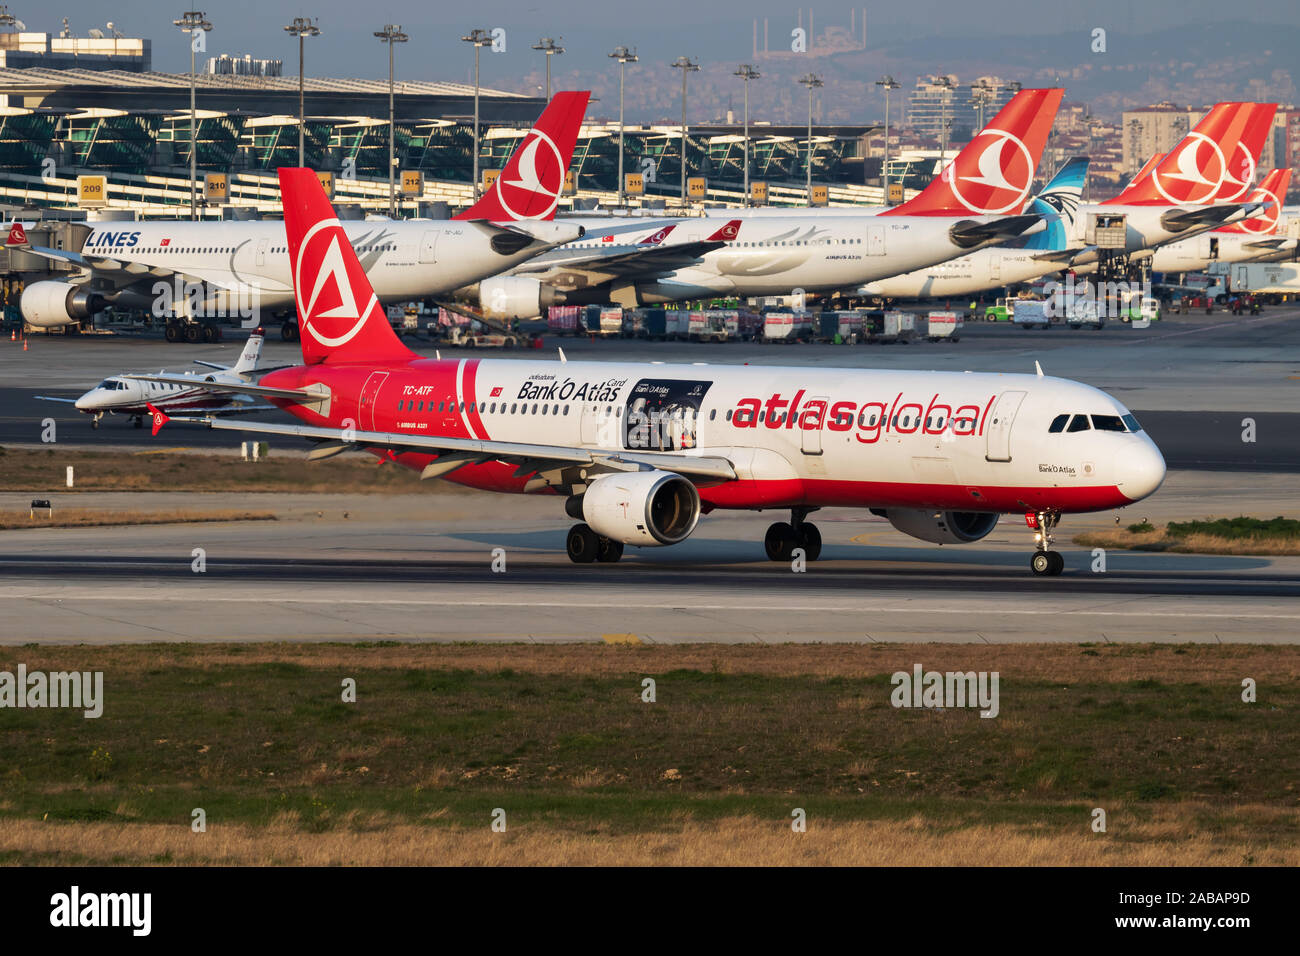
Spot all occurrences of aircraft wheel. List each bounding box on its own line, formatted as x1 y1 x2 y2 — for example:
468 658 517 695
566 523 600 563
764 521 797 562
1031 551 1052 576
596 537 624 563
202 324 217 343
797 523 822 562
164 323 181 343
132 416 143 429
90 418 100 430
183 323 202 344
1048 551 1065 575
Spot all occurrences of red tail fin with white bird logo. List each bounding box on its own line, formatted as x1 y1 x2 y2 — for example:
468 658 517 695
1217 168 1293 235
882 88 1064 217
278 167 416 367
1105 102 1277 205
454 91 590 222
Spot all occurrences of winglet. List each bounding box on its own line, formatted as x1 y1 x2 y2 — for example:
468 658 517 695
147 403 170 437
639 223 676 245
706 219 741 242
1035 360 1044 378
558 346 567 363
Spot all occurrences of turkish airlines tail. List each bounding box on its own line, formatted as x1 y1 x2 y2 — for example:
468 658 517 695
454 91 591 222
881 87 1064 217
1105 102 1277 205
278 167 416 367
1218 168 1294 235
1127 152 1165 190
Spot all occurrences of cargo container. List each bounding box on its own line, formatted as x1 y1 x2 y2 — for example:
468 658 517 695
760 310 812 343
1013 299 1052 329
924 311 963 341
546 305 581 334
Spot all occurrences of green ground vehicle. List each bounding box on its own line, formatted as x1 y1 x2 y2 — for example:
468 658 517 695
984 297 1014 321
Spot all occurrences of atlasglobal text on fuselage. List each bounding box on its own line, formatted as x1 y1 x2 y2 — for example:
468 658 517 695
153 168 1168 578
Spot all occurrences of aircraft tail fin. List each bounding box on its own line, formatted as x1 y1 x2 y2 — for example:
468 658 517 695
1218 168 1293 235
454 91 590 222
278 167 417 367
882 88 1064 217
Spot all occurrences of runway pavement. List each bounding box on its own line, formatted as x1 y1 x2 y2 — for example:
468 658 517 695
1 472 1296 645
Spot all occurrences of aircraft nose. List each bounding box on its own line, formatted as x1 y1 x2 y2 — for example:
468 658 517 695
1120 438 1166 503
74 393 96 411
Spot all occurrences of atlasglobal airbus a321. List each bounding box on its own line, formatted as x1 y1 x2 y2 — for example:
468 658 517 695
148 169 1167 577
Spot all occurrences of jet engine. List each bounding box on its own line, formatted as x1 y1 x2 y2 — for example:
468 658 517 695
570 471 700 547
877 508 999 544
478 276 565 320
21 281 105 328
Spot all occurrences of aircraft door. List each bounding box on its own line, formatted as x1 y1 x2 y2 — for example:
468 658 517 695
867 225 886 256
989 253 1001 281
255 237 268 267
984 390 1027 463
358 371 390 432
800 395 827 455
420 231 439 264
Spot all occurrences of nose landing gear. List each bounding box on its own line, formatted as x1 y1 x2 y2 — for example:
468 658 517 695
1027 510 1064 576
765 507 822 562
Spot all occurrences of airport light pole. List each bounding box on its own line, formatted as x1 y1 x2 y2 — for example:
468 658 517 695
532 37 564 101
971 78 992 133
174 11 212 221
670 56 699 204
609 46 638 204
875 75 900 205
462 28 492 200
734 63 760 204
798 73 823 206
935 74 954 163
284 16 320 168
375 24 408 219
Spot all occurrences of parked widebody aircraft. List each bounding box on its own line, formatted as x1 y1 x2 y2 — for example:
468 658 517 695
1067 102 1277 268
1149 169 1294 273
858 156 1089 299
36 329 272 428
14 92 592 336
148 167 1166 577
469 88 1065 316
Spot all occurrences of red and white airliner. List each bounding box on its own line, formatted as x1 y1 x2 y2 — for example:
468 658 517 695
148 169 1168 577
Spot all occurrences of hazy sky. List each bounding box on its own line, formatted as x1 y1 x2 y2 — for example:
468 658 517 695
24 0 1300 83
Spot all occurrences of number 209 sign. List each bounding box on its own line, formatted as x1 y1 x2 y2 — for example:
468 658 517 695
77 175 107 207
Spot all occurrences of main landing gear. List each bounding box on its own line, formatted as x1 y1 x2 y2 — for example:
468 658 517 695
765 507 822 562
566 523 624 564
1027 510 1065 576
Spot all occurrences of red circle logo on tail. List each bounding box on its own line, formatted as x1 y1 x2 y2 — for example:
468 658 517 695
1236 186 1281 234
1151 133 1228 205
293 220 382 348
496 129 565 220
947 129 1035 215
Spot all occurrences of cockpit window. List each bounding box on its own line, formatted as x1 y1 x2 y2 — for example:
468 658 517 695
1091 414 1126 432
1066 415 1091 433
97 379 123 390
1121 414 1142 433
1048 414 1069 433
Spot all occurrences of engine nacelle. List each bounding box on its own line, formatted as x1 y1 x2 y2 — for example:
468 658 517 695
578 471 700 547
21 281 104 328
478 275 564 320
880 508 999 545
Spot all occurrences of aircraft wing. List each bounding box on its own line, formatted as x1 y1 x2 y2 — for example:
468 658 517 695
34 395 78 404
512 240 727 284
191 360 230 371
1031 247 1086 263
1160 202 1263 233
154 412 738 484
123 375 326 403
949 215 1042 249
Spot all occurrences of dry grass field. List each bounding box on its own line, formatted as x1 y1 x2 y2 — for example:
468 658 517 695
1 643 1295 866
